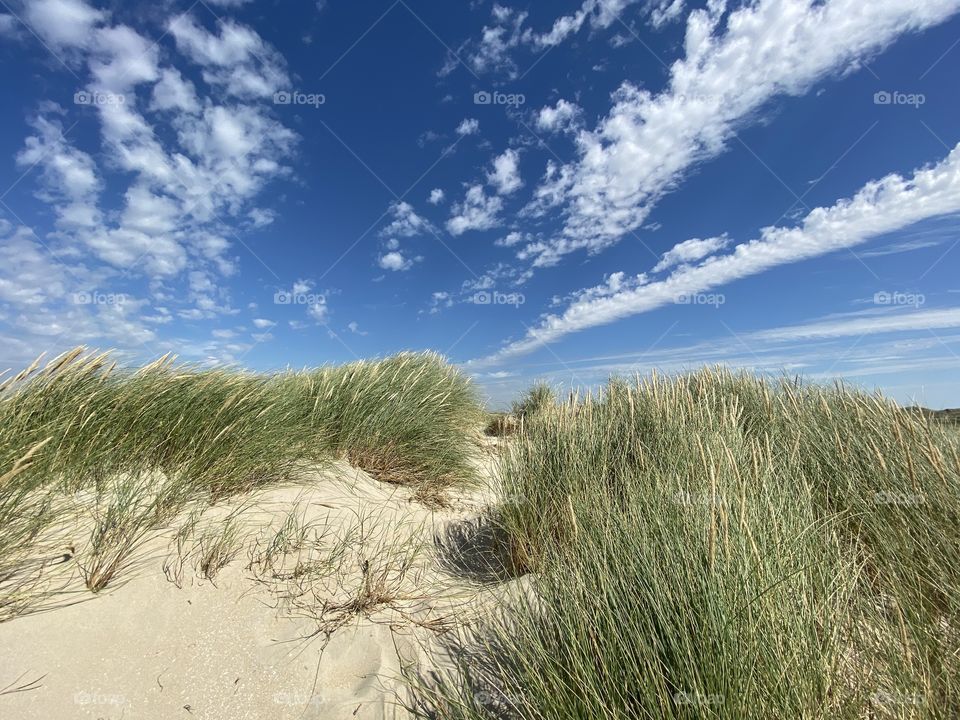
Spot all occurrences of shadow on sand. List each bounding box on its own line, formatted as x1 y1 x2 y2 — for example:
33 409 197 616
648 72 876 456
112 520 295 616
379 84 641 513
434 515 526 585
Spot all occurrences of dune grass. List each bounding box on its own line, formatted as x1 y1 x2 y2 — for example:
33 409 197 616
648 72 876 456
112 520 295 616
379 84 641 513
509 382 556 421
417 370 960 719
0 348 482 610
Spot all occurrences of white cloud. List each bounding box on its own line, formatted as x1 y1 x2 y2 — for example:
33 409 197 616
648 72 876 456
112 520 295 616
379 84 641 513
24 0 104 48
88 24 159 92
380 201 434 238
477 142 960 364
456 0 642 76
120 185 179 236
428 188 445 205
496 231 529 248
530 0 642 49
347 321 368 335
459 6 529 76
650 0 686 29
461 262 532 294
0 226 70 307
752 307 960 342
446 184 504 235
428 291 453 314
292 279 312 295
248 208 276 228
0 222 163 364
10 3 297 298
252 318 275 329
16 113 101 228
535 99 582 134
307 299 329 323
0 14 17 37
499 309 960 401
150 68 199 113
523 0 960 268
456 118 480 136
652 234 729 272
487 148 523 195
378 251 415 271
168 13 288 99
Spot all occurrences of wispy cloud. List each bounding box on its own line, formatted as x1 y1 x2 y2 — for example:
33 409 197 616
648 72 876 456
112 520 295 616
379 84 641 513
475 142 960 364
515 0 960 268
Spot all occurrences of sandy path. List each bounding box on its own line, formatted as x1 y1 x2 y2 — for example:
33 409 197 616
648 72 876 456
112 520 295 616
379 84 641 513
0 446 509 719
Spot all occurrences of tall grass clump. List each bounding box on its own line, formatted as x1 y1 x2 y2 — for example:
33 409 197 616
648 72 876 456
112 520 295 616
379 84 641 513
0 348 480 498
417 370 960 719
0 348 481 604
510 382 555 421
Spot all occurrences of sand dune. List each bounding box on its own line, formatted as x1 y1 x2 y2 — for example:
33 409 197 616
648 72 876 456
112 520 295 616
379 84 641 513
0 446 512 719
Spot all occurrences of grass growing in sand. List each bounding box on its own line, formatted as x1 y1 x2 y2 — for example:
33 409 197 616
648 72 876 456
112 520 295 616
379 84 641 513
417 370 960 719
5 349 958 719
0 348 482 612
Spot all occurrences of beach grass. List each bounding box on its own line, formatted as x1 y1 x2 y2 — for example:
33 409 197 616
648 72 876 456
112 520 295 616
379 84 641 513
5 350 958 718
0 348 483 610
416 369 960 719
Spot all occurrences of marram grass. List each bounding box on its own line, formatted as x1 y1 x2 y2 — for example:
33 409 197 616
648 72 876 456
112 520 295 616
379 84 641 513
0 348 482 608
0 348 482 498
415 369 960 720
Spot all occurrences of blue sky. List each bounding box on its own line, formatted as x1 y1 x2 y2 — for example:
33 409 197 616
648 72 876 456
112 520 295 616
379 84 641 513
1 0 959 408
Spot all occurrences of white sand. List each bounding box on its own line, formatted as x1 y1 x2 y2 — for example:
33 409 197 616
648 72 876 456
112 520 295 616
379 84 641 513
0 447 516 719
